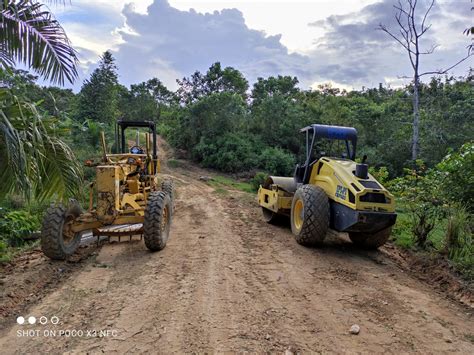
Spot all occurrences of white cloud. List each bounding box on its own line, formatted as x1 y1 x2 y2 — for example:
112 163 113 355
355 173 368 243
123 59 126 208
113 0 309 88
54 0 472 91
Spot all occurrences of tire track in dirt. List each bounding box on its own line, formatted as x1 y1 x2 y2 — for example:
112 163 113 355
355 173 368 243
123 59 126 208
0 166 473 353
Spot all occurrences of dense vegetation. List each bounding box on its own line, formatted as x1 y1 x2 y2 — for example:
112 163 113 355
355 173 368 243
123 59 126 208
0 51 472 278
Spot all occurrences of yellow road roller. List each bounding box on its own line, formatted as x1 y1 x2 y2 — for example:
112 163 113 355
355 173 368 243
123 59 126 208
257 124 397 249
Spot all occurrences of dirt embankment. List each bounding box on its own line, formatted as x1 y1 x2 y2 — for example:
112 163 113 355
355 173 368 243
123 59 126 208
0 145 473 353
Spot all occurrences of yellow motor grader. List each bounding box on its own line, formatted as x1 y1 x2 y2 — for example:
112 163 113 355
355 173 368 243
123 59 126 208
41 120 174 260
258 124 397 249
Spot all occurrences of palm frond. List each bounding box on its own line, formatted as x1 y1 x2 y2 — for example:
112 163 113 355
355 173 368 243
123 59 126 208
0 43 14 68
0 107 30 198
0 0 78 84
0 87 82 202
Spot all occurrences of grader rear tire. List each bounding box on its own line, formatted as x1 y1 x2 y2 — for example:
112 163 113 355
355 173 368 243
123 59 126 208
291 185 329 246
349 227 392 249
161 179 175 209
144 191 172 251
41 205 82 260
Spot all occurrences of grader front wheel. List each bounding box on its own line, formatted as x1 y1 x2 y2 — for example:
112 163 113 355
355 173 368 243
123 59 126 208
41 205 82 260
144 191 172 251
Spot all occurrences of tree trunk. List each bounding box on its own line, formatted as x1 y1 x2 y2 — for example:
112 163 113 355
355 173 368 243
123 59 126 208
412 75 420 160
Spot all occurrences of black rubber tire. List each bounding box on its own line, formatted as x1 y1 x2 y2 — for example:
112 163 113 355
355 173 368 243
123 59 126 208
349 227 392 249
144 191 172 251
41 205 82 260
262 207 279 224
290 185 329 246
161 179 175 210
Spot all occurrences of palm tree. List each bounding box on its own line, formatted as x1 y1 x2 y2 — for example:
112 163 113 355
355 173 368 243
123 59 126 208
0 0 78 84
0 1 81 202
0 88 81 201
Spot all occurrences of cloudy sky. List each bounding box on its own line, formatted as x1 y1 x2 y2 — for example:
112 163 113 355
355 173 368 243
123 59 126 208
52 0 473 91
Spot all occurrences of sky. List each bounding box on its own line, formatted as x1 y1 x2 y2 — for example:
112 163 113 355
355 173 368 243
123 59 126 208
51 0 473 91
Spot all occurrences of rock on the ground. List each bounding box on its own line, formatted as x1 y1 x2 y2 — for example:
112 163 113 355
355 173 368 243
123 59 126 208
350 324 360 335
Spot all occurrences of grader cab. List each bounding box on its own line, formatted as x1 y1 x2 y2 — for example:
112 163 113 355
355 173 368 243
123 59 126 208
41 120 174 260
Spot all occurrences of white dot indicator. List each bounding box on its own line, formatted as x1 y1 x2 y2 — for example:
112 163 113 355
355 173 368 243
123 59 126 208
16 316 25 325
28 316 36 325
51 316 59 325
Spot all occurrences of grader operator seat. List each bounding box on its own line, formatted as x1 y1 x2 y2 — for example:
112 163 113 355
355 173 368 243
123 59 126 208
295 124 357 184
116 120 158 175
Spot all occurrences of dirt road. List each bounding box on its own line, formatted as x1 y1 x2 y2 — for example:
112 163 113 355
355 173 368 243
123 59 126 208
1 161 473 353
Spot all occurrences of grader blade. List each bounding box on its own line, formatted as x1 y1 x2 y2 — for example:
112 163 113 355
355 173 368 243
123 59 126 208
94 223 144 243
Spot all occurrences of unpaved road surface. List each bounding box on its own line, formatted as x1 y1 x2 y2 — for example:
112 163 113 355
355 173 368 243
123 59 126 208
1 161 473 353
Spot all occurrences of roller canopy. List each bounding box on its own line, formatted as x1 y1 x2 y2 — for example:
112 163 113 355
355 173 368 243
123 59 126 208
300 124 357 144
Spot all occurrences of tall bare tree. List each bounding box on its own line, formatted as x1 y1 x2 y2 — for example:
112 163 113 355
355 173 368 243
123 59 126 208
379 0 472 160
464 0 473 54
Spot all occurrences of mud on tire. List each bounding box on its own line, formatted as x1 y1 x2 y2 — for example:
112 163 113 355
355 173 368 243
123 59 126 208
41 205 82 260
144 191 172 251
349 227 392 249
291 185 329 246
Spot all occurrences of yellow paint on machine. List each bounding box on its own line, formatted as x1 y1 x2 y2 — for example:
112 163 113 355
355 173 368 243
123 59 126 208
257 157 395 214
309 158 395 212
258 185 292 214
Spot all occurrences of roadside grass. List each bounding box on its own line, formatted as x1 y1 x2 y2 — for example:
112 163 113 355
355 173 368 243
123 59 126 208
0 240 40 264
167 159 185 168
465 333 474 344
207 175 254 194
392 203 446 251
392 202 473 281
212 187 230 196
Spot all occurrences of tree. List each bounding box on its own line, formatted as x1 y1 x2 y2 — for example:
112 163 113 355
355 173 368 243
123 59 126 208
379 0 473 160
0 0 78 84
0 81 82 201
251 75 299 105
0 1 81 201
120 78 174 120
176 62 248 104
77 51 119 124
250 76 304 153
465 0 473 54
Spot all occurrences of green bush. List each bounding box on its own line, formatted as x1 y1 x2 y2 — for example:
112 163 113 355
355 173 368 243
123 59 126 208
443 205 473 278
194 133 259 173
369 166 390 185
0 239 10 263
392 210 415 248
0 210 40 247
251 172 268 192
258 147 295 176
436 142 474 209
